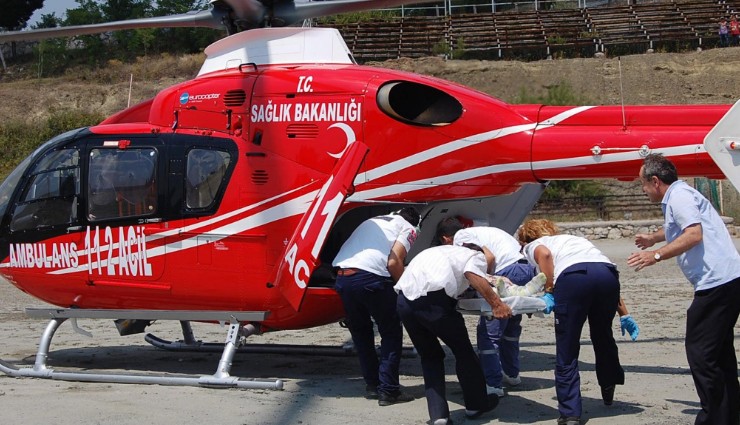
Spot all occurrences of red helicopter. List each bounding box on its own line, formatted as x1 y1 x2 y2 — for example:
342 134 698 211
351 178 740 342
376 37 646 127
1 0 739 390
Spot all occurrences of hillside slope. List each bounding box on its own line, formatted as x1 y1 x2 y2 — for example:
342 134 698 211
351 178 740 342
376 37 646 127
2 47 740 123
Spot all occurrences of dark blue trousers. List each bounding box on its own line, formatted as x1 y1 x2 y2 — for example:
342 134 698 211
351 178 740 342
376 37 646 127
335 270 403 396
477 262 536 387
397 290 488 422
553 262 624 418
685 276 740 425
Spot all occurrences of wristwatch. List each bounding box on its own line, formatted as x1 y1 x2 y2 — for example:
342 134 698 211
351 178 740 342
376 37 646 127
653 252 661 262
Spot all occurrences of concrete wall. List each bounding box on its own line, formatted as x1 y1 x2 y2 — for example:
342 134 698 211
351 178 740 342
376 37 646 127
557 217 737 240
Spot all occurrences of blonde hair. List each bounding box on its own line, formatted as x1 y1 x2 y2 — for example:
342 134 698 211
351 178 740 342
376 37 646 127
517 219 559 243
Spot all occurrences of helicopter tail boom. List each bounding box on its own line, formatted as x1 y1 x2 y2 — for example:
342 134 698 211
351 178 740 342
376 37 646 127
522 104 731 182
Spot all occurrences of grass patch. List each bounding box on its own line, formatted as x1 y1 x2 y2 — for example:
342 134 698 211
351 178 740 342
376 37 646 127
513 81 590 105
0 111 104 180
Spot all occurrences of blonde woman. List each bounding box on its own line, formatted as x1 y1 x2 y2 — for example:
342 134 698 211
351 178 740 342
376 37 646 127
517 219 637 425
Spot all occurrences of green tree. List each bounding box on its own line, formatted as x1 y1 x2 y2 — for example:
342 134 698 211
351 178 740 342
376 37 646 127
32 13 61 29
151 1 220 54
64 0 107 63
100 0 152 57
0 0 44 30
32 13 66 77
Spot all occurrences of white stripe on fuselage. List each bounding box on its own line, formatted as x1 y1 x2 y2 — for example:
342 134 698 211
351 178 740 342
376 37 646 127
30 106 701 274
350 106 703 200
349 106 596 200
49 189 318 275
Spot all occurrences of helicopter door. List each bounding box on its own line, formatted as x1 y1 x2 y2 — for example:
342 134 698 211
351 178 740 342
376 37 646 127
275 141 369 311
8 147 82 234
83 137 165 283
5 145 85 278
704 100 740 194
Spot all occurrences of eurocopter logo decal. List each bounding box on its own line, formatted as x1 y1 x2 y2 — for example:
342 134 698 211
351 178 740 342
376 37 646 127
180 92 220 105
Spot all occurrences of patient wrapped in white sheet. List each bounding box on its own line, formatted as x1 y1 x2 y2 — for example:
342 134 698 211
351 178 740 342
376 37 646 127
457 272 548 317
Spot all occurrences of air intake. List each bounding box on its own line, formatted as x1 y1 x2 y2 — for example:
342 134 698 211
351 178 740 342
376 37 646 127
251 170 269 185
286 124 319 138
224 90 247 107
377 81 462 126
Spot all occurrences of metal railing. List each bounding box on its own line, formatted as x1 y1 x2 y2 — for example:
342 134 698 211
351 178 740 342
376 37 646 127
378 0 638 16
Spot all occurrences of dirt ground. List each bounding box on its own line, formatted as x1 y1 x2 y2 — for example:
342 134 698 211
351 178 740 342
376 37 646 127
1 237 738 425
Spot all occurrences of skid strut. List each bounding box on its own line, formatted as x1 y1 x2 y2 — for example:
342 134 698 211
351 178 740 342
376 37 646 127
146 321 417 358
0 308 283 390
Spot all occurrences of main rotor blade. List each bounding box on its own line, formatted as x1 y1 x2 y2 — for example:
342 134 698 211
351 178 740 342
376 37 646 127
0 10 226 43
277 0 437 26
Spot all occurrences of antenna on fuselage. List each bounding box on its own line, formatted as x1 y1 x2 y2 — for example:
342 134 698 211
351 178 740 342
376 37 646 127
128 74 133 108
618 56 626 130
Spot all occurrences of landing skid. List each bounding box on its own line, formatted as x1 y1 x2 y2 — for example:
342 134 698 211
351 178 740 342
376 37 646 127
145 321 418 357
0 308 283 390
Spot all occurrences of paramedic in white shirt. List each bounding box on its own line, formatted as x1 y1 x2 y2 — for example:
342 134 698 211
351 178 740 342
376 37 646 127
394 243 510 425
332 207 420 406
435 217 536 397
518 219 631 425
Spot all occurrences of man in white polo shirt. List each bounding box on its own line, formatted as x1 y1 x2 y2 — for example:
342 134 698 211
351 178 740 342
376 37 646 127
395 243 511 425
436 217 537 397
332 207 420 406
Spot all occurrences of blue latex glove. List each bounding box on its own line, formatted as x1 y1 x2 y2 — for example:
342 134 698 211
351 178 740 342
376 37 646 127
539 293 555 314
620 315 639 341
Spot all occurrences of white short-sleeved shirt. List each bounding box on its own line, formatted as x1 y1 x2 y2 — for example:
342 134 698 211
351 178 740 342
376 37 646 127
453 226 524 273
522 234 613 283
662 180 740 291
332 214 417 277
394 245 488 300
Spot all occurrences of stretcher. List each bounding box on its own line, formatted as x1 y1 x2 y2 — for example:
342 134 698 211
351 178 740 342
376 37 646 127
457 296 547 318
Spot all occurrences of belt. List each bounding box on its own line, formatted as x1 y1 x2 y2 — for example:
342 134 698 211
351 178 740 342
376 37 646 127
517 259 529 264
337 268 359 277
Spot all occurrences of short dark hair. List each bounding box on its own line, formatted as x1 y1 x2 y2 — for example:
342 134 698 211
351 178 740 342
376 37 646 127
641 153 678 185
397 207 421 227
435 216 464 243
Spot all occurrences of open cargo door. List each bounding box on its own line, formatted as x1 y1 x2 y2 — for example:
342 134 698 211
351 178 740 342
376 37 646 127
276 141 369 311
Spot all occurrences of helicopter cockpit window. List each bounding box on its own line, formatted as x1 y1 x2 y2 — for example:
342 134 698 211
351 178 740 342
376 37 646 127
88 148 157 221
10 149 80 232
185 149 231 209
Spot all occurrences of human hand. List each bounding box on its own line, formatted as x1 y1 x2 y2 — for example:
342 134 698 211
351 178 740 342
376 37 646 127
634 233 654 250
492 301 513 320
620 315 639 341
539 293 555 314
627 251 657 271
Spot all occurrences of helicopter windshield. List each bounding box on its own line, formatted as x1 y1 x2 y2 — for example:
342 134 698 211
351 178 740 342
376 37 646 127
0 155 33 220
0 128 83 221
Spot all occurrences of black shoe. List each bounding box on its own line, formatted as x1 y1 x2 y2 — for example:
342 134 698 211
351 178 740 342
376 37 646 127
601 384 615 405
365 384 379 400
557 416 581 425
378 391 414 406
465 393 499 419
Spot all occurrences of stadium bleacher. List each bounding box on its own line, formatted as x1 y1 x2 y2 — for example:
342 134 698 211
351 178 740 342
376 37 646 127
318 0 735 63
